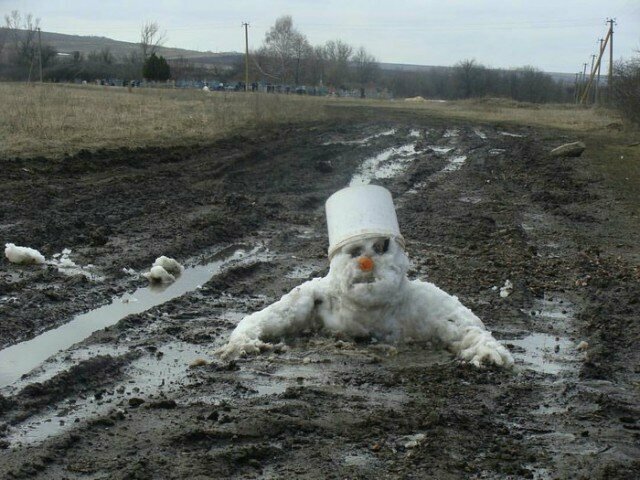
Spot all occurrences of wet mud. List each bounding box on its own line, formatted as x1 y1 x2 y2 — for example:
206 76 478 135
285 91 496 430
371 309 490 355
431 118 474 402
1 114 639 479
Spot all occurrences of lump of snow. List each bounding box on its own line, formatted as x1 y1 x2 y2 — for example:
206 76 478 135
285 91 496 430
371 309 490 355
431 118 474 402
576 340 589 351
499 280 513 298
4 243 45 265
153 256 183 276
143 265 176 284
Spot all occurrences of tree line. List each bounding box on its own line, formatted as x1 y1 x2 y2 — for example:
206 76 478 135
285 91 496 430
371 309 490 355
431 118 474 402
249 16 572 102
0 12 172 82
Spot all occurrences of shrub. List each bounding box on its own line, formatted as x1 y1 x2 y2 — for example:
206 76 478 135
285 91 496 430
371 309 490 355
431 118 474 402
612 55 640 125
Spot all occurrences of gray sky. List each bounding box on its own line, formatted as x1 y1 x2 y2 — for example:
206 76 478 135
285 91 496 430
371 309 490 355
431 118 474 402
2 0 639 72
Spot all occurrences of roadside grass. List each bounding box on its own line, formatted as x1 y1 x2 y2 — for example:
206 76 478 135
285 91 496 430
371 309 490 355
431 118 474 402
0 82 637 159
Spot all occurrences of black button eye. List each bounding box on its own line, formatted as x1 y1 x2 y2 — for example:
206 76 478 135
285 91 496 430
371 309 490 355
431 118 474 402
373 238 390 255
348 246 363 258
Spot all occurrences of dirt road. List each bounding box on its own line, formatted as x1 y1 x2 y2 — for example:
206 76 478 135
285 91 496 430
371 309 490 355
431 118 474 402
1 112 639 479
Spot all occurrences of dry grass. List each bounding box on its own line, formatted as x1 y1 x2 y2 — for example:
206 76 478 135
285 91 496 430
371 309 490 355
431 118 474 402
0 82 633 158
0 83 329 158
336 96 625 133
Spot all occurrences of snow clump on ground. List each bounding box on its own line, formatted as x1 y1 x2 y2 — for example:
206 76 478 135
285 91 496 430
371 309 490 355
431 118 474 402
4 243 46 265
143 256 183 284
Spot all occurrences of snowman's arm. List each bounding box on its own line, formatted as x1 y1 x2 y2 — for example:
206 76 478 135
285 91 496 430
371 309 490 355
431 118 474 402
216 278 323 359
407 280 513 367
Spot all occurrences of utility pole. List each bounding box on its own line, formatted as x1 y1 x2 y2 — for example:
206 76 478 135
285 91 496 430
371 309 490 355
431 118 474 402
595 38 604 104
579 27 611 105
589 54 596 103
574 73 580 104
580 62 588 100
607 18 615 99
242 22 249 92
37 27 43 83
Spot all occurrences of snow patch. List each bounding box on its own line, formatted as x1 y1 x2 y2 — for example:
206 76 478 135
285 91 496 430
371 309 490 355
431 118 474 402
152 255 183 275
499 131 525 138
48 249 103 280
473 128 487 140
443 128 459 138
500 279 513 298
441 155 468 172
4 243 45 265
350 143 417 186
143 265 176 284
323 128 396 146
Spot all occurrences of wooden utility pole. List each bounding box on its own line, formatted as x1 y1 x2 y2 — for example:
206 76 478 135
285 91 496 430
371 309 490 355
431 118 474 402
589 54 596 103
242 22 249 92
37 27 43 83
595 38 604 104
607 18 615 97
579 62 588 99
574 73 580 103
580 22 613 105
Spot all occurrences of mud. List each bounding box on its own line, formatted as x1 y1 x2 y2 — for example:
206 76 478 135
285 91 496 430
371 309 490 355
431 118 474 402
1 113 639 479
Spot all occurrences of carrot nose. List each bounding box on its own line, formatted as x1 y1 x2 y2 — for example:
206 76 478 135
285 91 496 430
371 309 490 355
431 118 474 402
357 256 374 272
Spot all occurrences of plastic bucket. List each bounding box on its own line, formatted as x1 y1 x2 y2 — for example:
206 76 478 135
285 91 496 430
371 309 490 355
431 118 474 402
325 185 404 258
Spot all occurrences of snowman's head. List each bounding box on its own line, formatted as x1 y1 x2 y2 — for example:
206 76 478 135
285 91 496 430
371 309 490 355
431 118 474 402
328 235 409 308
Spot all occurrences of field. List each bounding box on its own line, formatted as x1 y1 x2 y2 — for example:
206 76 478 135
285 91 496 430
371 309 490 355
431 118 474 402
1 84 639 479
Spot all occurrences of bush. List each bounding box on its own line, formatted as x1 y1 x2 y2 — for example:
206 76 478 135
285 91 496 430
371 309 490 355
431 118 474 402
143 53 171 81
612 56 640 125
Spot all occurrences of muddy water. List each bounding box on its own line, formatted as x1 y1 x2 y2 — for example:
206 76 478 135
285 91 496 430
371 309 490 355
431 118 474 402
0 246 265 388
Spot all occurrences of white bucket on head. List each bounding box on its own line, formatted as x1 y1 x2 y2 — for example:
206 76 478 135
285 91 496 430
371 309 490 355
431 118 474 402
325 185 404 259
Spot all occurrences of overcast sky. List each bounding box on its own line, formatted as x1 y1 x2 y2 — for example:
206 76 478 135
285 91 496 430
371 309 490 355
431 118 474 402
2 0 639 73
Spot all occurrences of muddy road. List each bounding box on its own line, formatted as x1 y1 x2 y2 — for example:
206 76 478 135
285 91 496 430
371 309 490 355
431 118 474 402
1 113 639 479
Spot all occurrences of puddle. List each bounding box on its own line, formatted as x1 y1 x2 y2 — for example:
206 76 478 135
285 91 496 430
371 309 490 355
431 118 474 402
2 344 129 395
499 131 526 138
323 128 396 146
6 341 210 447
0 245 267 388
349 142 417 186
509 296 577 374
510 333 573 374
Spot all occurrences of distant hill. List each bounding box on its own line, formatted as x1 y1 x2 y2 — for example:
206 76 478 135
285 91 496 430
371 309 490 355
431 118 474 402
5 28 240 63
379 62 576 85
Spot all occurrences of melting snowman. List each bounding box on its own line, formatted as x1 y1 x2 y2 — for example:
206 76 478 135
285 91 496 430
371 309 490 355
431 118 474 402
217 185 513 367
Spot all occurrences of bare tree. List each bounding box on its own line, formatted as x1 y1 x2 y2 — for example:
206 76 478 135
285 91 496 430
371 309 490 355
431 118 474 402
324 40 353 87
4 10 40 66
259 15 311 84
140 21 166 60
352 46 379 86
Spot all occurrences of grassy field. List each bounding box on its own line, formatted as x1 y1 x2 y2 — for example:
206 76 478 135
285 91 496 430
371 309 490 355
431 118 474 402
0 83 330 158
0 82 635 159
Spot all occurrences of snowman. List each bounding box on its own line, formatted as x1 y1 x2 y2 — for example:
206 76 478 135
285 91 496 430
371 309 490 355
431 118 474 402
217 185 513 367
